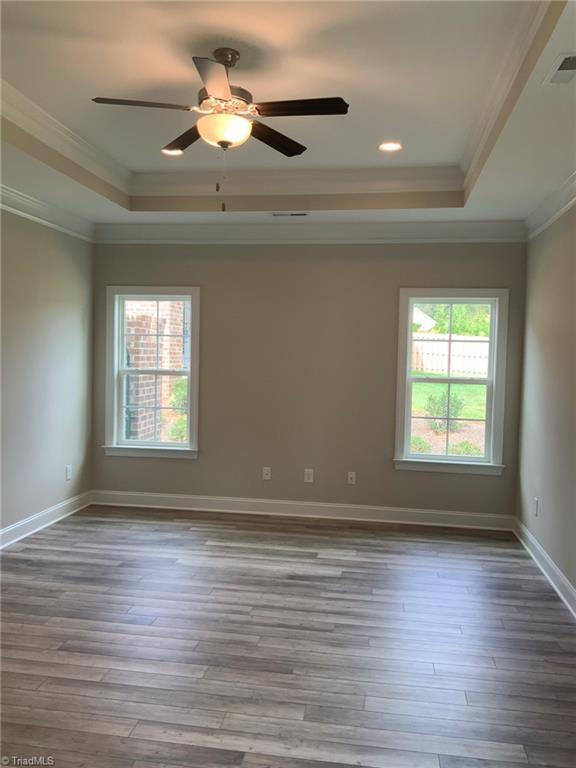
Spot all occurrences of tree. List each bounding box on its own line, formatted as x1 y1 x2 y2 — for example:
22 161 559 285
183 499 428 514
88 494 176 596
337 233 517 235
414 303 490 337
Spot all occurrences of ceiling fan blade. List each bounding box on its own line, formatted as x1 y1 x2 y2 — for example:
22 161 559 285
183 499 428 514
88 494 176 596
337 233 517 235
250 121 306 157
162 125 201 153
256 97 349 117
192 56 232 101
93 97 192 111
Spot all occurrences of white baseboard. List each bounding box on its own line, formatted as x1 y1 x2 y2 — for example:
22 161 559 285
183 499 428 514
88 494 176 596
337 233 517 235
91 489 516 531
514 520 576 620
0 491 93 549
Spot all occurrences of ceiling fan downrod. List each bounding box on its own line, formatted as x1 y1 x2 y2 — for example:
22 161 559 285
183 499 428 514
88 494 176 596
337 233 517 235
212 47 241 69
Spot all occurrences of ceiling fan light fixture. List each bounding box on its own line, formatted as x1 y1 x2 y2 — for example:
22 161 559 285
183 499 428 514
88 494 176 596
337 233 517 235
197 113 252 149
378 141 403 153
93 48 348 158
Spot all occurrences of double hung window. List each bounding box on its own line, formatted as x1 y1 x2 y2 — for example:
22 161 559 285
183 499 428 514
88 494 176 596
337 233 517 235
395 289 508 474
105 287 200 458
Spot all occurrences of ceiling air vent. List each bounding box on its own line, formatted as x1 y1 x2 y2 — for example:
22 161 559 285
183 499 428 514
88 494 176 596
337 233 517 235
548 55 576 84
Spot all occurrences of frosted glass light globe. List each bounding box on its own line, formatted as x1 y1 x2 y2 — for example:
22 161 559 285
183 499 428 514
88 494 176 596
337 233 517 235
197 114 252 149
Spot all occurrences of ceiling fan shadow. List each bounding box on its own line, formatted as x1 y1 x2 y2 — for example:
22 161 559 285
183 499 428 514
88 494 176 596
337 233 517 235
175 33 272 74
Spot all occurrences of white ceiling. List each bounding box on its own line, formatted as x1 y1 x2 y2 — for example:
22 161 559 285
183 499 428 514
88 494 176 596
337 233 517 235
465 0 576 221
1 1 575 235
1 0 537 171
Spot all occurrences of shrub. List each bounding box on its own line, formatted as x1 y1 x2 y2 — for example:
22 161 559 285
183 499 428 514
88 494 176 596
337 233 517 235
425 389 463 434
170 378 188 409
411 436 432 454
450 440 482 457
169 415 187 442
168 378 188 441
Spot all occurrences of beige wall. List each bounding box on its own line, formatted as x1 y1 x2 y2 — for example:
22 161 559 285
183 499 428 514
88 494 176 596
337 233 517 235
1 211 93 528
518 206 576 587
93 241 526 518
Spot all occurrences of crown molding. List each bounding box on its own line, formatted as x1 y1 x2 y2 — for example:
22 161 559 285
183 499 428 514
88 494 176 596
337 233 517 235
527 170 576 238
463 1 567 200
95 219 527 245
462 2 548 173
130 190 464 213
0 183 527 244
1 80 131 192
131 166 464 197
0 184 94 241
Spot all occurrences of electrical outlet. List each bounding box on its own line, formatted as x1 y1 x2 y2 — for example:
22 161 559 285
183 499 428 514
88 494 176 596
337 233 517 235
534 497 540 517
347 471 356 485
65 464 72 481
304 468 314 483
262 466 272 481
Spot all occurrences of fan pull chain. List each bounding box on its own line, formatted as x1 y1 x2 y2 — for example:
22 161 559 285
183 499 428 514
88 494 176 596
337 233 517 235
216 147 229 212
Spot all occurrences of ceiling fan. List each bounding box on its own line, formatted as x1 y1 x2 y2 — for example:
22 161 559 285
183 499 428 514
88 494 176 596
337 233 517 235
93 47 349 157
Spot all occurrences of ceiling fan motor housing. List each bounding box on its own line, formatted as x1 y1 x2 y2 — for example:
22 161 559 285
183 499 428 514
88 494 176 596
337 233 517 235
198 85 253 106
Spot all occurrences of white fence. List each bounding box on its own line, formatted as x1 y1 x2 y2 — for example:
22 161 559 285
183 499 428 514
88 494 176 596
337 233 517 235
412 334 489 377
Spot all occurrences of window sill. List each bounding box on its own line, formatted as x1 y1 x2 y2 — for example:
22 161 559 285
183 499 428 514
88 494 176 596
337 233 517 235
103 446 198 459
394 458 504 476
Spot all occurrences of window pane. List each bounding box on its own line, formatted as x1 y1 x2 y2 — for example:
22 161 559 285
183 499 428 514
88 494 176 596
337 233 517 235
411 382 448 418
449 340 489 378
123 408 156 441
449 303 491 377
450 384 487 420
411 340 449 377
159 409 188 443
158 336 185 369
124 300 158 334
158 300 186 336
450 303 491 339
412 303 450 377
410 418 447 456
411 382 449 455
156 375 188 409
412 303 450 336
124 374 156 410
448 421 486 458
125 334 158 369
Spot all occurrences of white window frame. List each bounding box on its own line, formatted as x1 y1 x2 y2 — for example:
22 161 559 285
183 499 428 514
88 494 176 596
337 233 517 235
104 286 200 459
394 288 508 475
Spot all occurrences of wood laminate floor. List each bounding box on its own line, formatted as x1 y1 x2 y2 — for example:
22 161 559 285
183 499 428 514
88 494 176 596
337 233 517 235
1 506 575 768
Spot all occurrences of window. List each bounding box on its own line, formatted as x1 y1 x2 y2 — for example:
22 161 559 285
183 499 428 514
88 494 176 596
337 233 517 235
395 289 508 474
105 287 200 458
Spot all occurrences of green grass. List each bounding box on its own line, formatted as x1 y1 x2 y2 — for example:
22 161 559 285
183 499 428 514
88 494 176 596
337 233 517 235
411 381 486 420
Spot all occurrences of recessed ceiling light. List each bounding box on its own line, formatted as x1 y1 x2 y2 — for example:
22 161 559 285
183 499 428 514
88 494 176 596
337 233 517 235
378 141 403 153
161 148 184 156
